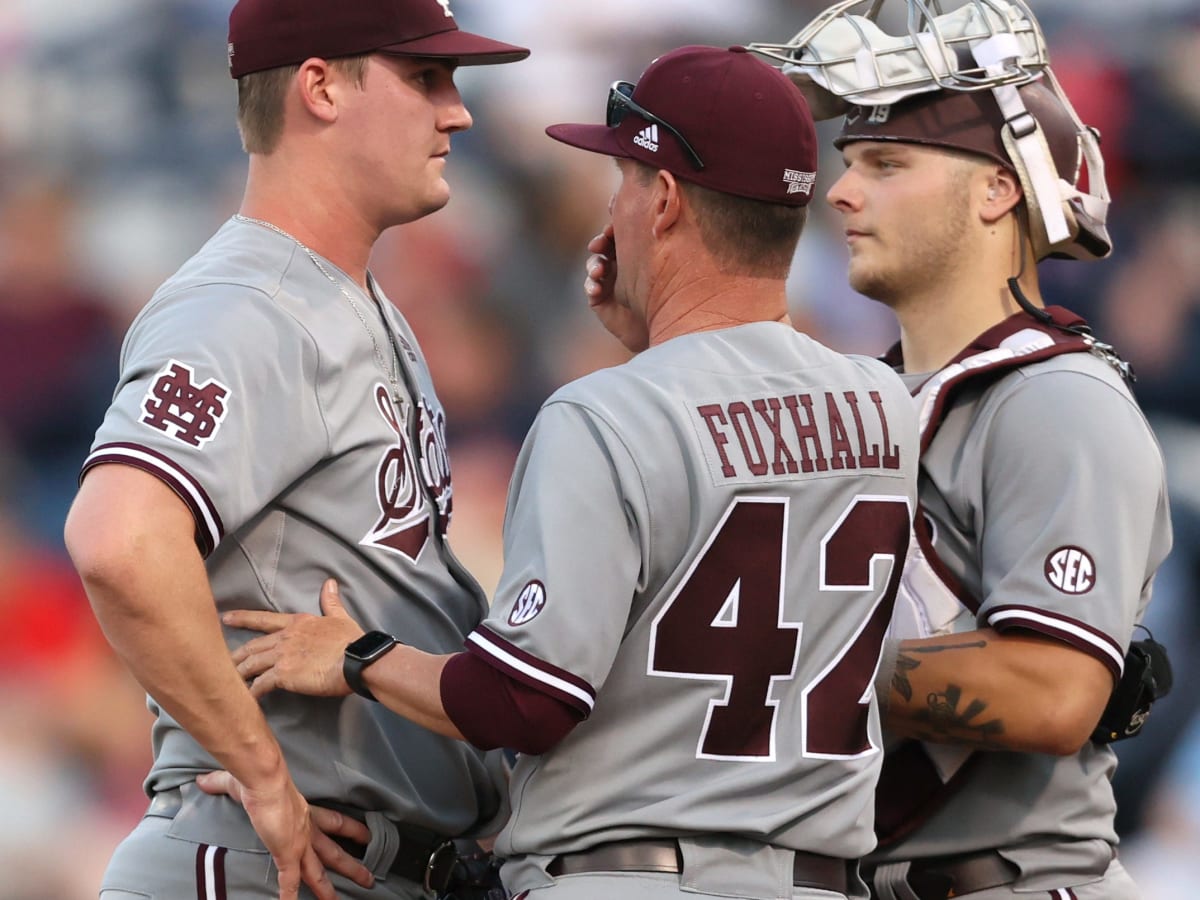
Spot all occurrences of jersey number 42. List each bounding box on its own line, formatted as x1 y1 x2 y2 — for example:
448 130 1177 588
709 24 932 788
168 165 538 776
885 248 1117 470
648 495 910 762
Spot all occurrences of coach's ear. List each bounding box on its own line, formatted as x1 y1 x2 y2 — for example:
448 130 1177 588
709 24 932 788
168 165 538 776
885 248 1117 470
650 169 683 240
979 165 1022 224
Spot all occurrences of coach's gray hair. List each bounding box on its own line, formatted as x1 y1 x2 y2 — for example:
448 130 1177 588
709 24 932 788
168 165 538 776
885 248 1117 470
632 162 807 278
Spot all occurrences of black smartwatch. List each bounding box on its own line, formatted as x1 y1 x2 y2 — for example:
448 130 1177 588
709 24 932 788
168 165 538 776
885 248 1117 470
343 630 398 701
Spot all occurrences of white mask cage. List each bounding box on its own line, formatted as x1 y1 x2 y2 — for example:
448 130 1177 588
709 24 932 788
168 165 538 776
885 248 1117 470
749 0 1112 261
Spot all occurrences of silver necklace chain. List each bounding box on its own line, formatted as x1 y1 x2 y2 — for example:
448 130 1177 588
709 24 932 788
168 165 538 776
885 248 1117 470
233 214 402 401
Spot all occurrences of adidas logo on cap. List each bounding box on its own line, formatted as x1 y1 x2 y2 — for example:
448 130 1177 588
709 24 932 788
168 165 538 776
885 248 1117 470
633 124 660 153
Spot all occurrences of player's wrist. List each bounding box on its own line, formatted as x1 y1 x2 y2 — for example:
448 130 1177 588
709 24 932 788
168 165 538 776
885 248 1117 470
226 739 292 794
343 631 399 701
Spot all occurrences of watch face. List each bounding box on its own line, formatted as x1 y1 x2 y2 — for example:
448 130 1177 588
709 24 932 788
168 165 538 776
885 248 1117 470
346 630 396 661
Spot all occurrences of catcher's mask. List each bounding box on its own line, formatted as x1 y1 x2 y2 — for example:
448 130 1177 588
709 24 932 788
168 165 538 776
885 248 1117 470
749 0 1111 261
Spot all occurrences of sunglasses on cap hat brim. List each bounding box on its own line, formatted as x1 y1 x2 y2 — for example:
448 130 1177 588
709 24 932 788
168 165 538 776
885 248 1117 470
606 81 705 171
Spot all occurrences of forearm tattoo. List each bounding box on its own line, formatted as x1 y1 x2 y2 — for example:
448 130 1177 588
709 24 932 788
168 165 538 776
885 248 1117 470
892 640 1005 748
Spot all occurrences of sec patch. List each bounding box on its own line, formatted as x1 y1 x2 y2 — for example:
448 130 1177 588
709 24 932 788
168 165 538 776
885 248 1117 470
508 580 546 626
1044 546 1096 594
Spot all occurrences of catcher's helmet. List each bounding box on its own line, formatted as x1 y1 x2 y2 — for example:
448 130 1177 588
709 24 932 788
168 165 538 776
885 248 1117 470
749 0 1111 261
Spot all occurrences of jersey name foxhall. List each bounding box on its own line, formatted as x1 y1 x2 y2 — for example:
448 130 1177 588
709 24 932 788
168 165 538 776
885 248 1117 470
695 389 901 482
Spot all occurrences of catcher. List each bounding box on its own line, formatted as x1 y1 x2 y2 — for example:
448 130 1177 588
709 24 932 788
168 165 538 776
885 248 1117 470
748 1 1173 897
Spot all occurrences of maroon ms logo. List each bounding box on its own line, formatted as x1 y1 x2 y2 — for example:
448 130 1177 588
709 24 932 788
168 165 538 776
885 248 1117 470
139 360 230 448
362 385 453 561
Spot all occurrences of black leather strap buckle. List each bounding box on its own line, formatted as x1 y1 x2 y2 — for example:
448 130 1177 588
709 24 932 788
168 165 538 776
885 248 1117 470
332 825 455 888
425 840 459 893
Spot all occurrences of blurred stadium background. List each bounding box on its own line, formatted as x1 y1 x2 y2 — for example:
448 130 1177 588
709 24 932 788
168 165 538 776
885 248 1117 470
0 1 1197 897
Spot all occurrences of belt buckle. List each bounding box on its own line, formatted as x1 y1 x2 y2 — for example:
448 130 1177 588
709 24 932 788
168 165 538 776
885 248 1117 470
425 840 459 893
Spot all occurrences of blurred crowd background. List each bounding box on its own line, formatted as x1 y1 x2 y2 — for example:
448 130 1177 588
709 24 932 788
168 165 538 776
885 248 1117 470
0 1 1197 897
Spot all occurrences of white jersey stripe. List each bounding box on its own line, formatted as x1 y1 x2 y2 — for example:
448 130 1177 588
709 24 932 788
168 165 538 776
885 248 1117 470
467 630 596 710
194 843 226 900
986 607 1124 673
84 443 222 552
204 844 218 900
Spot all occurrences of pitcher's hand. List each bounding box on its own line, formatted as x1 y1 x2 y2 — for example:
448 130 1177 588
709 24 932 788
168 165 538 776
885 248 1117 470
195 769 374 898
196 768 374 897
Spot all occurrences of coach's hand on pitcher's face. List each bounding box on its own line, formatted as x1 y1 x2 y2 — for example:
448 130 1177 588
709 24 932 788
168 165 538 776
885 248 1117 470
584 223 649 353
225 579 363 699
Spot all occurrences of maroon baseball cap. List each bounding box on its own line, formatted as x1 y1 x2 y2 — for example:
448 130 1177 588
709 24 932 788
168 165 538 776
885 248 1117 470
546 46 818 207
227 0 530 79
834 80 1079 182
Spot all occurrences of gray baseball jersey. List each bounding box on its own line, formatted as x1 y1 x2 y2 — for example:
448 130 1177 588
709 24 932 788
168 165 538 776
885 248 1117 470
82 218 505 847
870 314 1173 892
463 322 918 880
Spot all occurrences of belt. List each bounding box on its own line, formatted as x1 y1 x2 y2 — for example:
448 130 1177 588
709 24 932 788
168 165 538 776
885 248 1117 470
147 788 458 892
548 838 853 895
331 831 458 892
866 851 1018 900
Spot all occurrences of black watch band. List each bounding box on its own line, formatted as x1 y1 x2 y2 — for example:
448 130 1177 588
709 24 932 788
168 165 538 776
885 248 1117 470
343 630 398 701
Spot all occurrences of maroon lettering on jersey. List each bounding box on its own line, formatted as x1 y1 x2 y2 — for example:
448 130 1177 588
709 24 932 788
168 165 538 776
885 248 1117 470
376 388 405 439
783 393 829 473
416 402 454 536
372 441 426 558
824 391 857 471
752 397 800 475
697 404 737 477
139 359 230 448
843 391 881 468
362 384 454 560
728 401 769 477
869 390 901 470
649 499 801 758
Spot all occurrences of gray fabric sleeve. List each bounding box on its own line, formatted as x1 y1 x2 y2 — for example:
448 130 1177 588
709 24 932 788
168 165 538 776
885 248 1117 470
475 399 645 696
86 287 327 549
976 367 1169 677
